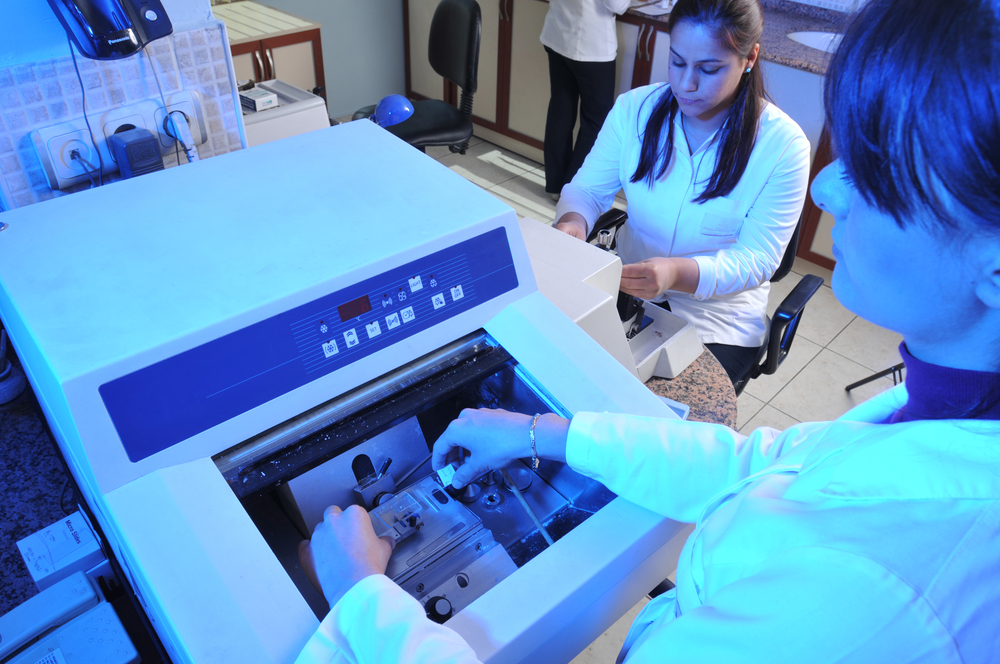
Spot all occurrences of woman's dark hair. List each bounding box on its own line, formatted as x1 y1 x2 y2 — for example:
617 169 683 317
826 0 1000 232
630 0 766 203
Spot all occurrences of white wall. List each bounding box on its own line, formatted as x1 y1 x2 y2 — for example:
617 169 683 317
253 0 406 119
0 0 214 68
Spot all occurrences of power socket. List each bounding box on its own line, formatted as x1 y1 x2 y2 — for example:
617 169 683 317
31 91 209 190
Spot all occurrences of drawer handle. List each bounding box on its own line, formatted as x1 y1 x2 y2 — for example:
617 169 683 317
267 48 276 78
254 51 264 81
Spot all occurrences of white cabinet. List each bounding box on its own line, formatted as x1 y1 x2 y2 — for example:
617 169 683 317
758 60 825 159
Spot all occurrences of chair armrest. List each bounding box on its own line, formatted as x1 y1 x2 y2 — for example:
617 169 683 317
759 274 825 376
586 209 628 244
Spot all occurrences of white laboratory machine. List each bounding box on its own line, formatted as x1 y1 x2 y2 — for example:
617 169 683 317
242 80 330 147
0 120 690 663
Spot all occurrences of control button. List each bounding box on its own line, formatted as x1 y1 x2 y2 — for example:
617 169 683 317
145 8 158 20
425 596 453 624
344 328 359 348
321 339 338 358
381 294 393 308
385 312 400 330
432 293 446 310
401 306 415 323
408 275 423 292
451 285 464 301
366 320 381 339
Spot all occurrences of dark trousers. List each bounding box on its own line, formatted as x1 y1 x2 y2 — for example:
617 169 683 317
543 47 617 194
653 300 760 386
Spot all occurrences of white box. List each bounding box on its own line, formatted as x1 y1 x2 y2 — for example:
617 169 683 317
16 512 104 590
239 87 278 112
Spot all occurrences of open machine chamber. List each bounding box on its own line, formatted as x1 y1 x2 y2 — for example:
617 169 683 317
215 330 616 622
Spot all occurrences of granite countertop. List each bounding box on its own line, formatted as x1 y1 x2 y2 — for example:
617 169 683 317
627 0 850 75
645 347 738 428
0 355 84 615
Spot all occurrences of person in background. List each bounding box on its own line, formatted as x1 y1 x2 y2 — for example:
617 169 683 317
541 0 631 200
554 0 810 384
296 0 1000 660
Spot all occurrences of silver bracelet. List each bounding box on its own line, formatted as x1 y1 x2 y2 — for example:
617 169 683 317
529 413 541 470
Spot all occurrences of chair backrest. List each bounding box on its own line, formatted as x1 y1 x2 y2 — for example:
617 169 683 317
428 0 481 94
770 212 803 283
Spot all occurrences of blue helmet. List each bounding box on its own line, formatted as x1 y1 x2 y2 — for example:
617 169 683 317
372 94 414 128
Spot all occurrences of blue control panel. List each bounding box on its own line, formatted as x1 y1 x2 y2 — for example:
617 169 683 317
100 227 519 462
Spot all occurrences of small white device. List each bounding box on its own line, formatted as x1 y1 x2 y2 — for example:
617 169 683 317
519 217 704 381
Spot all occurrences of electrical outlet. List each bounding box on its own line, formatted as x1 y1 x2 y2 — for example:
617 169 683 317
154 91 208 149
31 124 107 190
30 90 210 190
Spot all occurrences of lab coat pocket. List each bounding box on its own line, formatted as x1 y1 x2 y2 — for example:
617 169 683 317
698 198 745 247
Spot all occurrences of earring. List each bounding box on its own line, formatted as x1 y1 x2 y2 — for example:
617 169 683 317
745 67 752 73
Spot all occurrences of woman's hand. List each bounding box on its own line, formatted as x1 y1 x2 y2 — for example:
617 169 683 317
432 409 570 488
553 213 588 241
620 257 700 299
299 505 395 607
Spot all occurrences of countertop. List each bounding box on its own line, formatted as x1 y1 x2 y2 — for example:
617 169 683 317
0 354 84 615
627 0 849 75
646 347 738 428
213 0 321 45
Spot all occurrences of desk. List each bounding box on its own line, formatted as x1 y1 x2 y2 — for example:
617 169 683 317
645 347 738 428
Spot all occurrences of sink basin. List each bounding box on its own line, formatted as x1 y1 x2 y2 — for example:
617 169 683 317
787 31 843 53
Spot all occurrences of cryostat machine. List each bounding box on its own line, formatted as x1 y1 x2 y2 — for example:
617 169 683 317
0 120 690 663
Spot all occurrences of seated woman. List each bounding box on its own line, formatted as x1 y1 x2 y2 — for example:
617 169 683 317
553 0 811 383
296 0 1000 660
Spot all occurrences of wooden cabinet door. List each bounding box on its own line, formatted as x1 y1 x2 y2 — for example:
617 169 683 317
616 20 641 95
262 29 325 97
474 0 503 125
506 0 548 145
647 28 670 84
231 41 266 83
407 0 445 101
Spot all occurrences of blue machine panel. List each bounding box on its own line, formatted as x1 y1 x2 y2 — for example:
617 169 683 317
100 228 518 462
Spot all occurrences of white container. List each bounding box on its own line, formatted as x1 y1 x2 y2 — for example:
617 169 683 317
16 512 104 591
242 80 330 147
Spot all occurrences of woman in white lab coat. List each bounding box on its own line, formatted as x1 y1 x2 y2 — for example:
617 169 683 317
554 0 811 384
296 0 1000 660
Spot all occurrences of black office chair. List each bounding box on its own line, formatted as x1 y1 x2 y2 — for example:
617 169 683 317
586 210 824 396
352 0 481 154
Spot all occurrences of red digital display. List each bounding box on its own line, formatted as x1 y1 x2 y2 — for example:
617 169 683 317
337 295 372 322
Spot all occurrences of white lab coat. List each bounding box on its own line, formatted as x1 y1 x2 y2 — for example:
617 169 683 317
296 385 1000 663
557 84 811 347
540 0 632 63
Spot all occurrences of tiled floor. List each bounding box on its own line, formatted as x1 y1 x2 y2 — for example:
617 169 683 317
417 132 907 662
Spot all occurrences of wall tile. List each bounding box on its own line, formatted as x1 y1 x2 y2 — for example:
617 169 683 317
0 25 244 210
